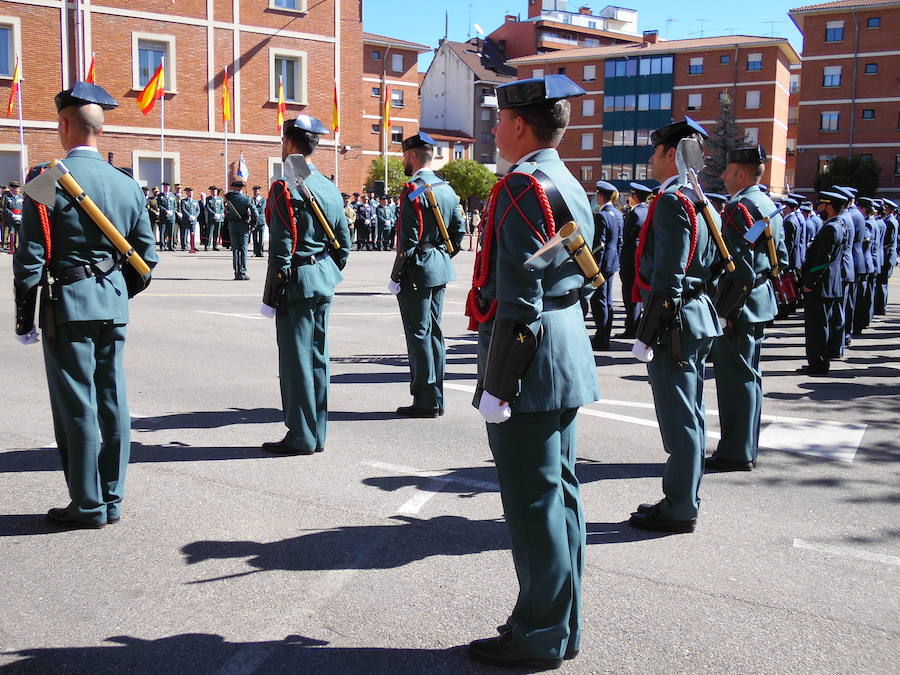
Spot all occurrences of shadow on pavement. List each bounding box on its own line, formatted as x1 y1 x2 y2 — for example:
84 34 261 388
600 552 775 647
0 514 72 537
132 408 283 431
586 521 676 543
0 633 484 674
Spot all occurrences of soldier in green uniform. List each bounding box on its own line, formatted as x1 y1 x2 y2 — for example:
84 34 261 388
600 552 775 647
2 181 23 254
156 182 177 251
387 131 465 417
205 186 224 250
798 192 848 374
179 187 200 252
464 75 598 670
260 115 352 455
375 195 393 251
251 185 267 257
224 179 257 280
628 118 722 533
707 146 782 472
13 82 157 528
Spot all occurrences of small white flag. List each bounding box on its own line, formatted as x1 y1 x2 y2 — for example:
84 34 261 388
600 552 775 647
237 152 249 181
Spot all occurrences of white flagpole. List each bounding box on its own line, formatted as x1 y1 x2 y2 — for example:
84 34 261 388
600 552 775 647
16 57 25 182
159 57 165 184
223 66 229 189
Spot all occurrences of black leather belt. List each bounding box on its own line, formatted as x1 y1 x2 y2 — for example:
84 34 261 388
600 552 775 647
293 250 328 268
54 258 118 285
418 241 441 251
543 288 579 311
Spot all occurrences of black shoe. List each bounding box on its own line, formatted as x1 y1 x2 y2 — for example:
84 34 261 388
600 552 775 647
234 274 242 280
614 331 636 339
315 447 324 453
241 274 250 280
634 499 664 514
705 455 754 472
107 515 121 525
468 634 563 670
261 438 315 456
628 508 695 533
46 507 106 529
396 405 443 418
796 364 829 375
213 247 220 251
591 337 610 351
496 621 577 660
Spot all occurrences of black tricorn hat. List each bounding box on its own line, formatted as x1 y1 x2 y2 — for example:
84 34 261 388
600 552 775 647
401 131 437 152
727 145 767 165
650 116 708 147
55 81 118 112
284 114 328 136
496 74 586 109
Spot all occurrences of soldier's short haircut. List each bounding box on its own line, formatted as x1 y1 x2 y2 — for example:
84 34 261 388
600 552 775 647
64 103 104 136
511 99 570 145
284 128 319 156
411 146 434 163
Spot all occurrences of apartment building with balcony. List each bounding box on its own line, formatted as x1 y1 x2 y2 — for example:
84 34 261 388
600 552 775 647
788 0 900 199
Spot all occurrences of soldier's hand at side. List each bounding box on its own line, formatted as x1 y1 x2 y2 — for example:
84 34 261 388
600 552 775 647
631 339 654 362
478 391 511 424
387 280 401 295
259 303 276 318
15 328 39 345
803 286 812 293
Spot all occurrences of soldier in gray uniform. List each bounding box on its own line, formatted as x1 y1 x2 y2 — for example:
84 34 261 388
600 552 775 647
251 185 267 257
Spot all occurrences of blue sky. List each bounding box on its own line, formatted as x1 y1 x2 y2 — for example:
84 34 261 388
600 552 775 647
363 1 805 71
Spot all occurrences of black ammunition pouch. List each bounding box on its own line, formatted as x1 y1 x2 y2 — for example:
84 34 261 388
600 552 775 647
635 291 679 347
14 283 38 336
714 273 769 322
480 319 541 404
124 265 150 299
262 265 290 313
390 251 408 284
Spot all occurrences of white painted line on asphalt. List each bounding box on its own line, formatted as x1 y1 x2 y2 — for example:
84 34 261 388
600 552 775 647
793 539 900 567
397 477 454 514
196 310 267 320
759 418 865 463
364 460 498 514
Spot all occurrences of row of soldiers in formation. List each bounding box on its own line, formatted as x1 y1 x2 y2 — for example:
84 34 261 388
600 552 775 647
0 181 24 253
343 192 400 251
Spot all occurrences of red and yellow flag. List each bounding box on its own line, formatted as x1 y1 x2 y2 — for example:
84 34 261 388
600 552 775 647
136 61 165 115
6 56 20 117
221 67 231 123
331 81 339 132
85 53 96 84
276 75 286 131
383 86 391 130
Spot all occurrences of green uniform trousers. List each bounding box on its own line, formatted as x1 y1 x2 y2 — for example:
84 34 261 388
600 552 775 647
486 408 584 660
647 337 713 521
710 323 765 464
229 223 249 276
805 295 839 367
397 284 445 410
275 297 332 452
42 320 130 524
206 221 221 249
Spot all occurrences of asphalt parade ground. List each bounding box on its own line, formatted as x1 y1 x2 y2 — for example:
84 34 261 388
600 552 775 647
1 249 898 674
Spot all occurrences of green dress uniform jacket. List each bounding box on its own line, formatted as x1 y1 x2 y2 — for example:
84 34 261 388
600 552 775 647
156 191 177 250
375 204 393 250
471 147 599 661
251 194 267 257
396 168 465 410
3 191 23 231
225 190 258 277
635 177 722 521
205 195 225 249
14 147 158 525
268 161 351 452
179 197 200 250
709 184 780 465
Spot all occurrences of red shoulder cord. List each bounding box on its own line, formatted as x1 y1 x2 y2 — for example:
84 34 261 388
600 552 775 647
269 181 298 256
396 182 425 250
464 173 556 330
631 190 698 303
736 203 760 248
37 203 52 262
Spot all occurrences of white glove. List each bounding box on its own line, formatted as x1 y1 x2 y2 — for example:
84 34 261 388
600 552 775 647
717 316 728 331
478 391 511 425
387 280 401 295
631 339 654 363
259 303 276 318
15 328 39 345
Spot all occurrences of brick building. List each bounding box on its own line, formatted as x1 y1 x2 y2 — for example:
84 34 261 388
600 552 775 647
0 0 370 194
509 34 800 196
788 0 900 199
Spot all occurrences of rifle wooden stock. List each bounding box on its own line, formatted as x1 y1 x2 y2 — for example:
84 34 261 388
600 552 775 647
698 200 736 273
49 159 151 277
763 223 781 277
559 221 605 288
424 187 455 255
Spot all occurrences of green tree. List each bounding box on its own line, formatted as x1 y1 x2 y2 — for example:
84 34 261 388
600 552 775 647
440 159 497 211
814 154 881 197
366 156 406 195
699 92 748 194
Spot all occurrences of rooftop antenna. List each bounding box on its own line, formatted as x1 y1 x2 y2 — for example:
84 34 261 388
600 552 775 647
474 23 485 36
762 19 785 37
665 17 677 40
690 18 710 38
444 11 448 40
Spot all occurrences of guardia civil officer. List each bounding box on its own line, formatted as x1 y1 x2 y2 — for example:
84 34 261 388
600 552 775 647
628 118 722 533
251 185 267 257
157 182 177 250
464 75 598 670
876 199 897 312
260 116 351 455
13 82 157 528
616 182 652 338
707 146 782 472
375 194 393 251
2 181 23 254
798 191 847 375
854 197 879 333
224 179 258 280
587 180 623 350
387 131 465 418
842 186 867 347
179 187 200 252
205 186 225 250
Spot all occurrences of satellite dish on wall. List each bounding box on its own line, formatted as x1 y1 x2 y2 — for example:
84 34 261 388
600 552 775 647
474 23 485 35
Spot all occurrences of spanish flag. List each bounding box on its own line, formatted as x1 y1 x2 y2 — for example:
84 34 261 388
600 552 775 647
383 86 391 130
276 75 286 131
331 81 339 132
137 61 165 115
6 56 20 117
221 66 231 123
86 53 96 84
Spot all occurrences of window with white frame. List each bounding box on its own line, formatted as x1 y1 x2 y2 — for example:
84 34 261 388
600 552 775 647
823 65 841 87
532 68 544 78
825 20 844 42
0 19 18 77
454 145 464 159
371 49 381 60
270 0 306 10
580 166 593 182
790 73 800 93
745 90 761 109
391 53 404 72
582 99 595 116
481 109 491 121
133 33 176 92
689 57 703 75
581 133 593 150
133 151 178 187
391 89 404 107
371 123 380 134
746 52 762 71
820 111 839 131
583 64 596 82
687 93 702 110
371 87 380 97
391 126 403 143
743 127 759 144
270 48 307 103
